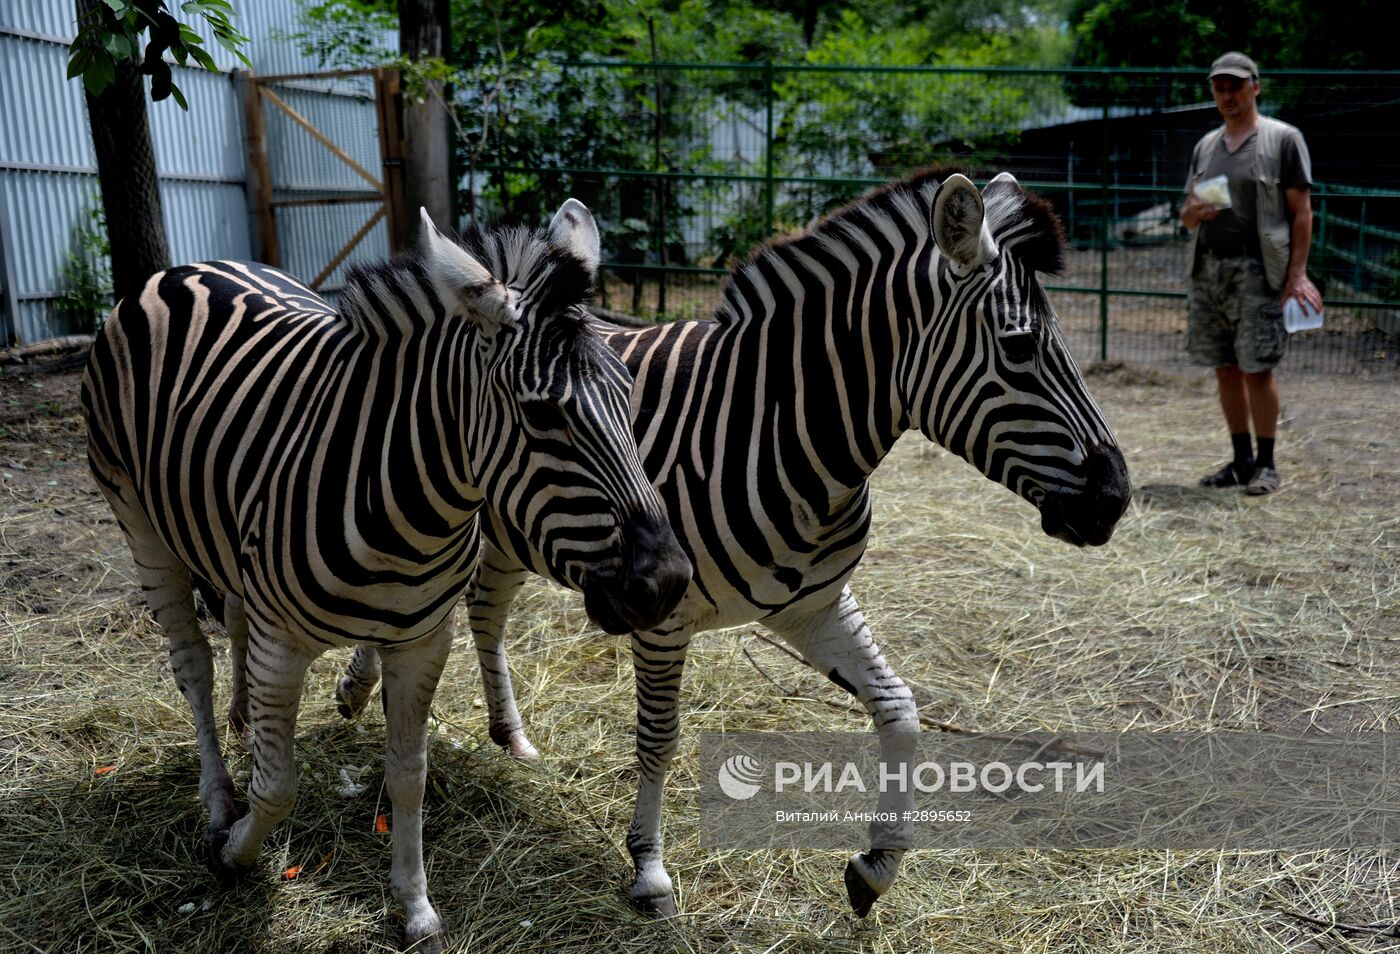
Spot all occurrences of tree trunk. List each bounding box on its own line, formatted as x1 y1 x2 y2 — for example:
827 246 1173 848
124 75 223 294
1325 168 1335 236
399 0 452 240
76 0 171 307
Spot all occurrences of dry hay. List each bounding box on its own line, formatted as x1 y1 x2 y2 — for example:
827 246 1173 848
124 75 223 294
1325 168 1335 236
1 365 1398 954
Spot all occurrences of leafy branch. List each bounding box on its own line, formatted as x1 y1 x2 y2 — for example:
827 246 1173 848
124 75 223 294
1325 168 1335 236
68 0 252 110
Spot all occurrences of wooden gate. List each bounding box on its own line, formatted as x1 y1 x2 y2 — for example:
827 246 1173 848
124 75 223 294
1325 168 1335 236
239 68 406 290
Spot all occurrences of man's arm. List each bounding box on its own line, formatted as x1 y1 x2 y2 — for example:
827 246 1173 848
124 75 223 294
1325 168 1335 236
1282 185 1322 310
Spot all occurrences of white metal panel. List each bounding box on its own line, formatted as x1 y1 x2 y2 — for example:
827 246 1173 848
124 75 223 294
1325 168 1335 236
0 1 77 39
263 81 382 193
0 0 395 344
276 202 390 293
163 180 252 267
0 34 93 169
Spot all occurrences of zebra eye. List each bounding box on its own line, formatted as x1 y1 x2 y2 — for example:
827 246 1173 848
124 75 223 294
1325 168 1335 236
521 399 567 433
1000 331 1038 364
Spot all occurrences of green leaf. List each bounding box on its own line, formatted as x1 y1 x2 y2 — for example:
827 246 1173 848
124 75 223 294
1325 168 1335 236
101 0 128 13
149 60 172 100
178 23 202 43
213 31 243 54
102 32 133 61
188 45 218 73
83 64 110 98
169 82 189 111
67 46 90 80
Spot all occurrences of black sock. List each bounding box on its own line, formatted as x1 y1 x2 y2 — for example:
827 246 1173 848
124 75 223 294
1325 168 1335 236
1231 433 1255 472
1256 437 1275 469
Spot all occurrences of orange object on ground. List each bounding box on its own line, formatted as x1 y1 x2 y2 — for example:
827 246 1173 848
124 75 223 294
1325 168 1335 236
282 865 302 879
375 814 389 834
94 765 116 776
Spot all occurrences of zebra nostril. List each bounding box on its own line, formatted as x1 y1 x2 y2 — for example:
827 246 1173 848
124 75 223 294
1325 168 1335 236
1087 442 1131 514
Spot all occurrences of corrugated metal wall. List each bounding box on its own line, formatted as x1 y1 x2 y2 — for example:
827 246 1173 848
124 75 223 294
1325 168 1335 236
0 1 394 346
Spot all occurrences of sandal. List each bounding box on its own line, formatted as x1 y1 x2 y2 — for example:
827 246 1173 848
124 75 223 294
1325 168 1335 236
1244 465 1281 495
1200 461 1252 488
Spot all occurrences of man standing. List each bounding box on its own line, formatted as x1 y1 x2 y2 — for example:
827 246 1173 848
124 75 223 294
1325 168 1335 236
1181 52 1322 495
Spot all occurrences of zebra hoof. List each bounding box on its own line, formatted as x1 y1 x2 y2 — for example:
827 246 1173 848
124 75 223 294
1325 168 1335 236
403 923 445 954
505 738 540 760
334 678 365 720
491 730 540 760
843 860 879 918
204 827 251 884
632 892 678 919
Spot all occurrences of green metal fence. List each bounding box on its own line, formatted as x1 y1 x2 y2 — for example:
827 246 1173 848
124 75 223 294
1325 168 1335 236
463 63 1400 373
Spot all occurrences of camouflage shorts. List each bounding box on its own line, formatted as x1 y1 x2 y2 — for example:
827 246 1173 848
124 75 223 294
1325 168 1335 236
1187 256 1288 373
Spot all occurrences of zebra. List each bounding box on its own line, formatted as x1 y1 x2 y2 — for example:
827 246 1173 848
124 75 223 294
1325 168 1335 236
335 170 1131 918
80 201 691 954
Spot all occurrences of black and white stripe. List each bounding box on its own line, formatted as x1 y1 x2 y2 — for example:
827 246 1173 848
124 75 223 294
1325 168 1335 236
82 201 688 953
341 170 1131 916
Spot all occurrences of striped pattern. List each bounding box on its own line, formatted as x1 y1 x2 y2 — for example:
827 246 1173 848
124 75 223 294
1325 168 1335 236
81 204 686 954
342 171 1131 916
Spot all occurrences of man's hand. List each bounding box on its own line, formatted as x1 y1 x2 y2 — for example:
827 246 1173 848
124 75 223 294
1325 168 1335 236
1281 271 1322 312
1282 186 1321 311
1181 193 1222 230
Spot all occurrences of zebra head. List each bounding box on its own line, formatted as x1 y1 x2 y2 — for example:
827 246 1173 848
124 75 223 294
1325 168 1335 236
419 203 691 633
909 172 1130 547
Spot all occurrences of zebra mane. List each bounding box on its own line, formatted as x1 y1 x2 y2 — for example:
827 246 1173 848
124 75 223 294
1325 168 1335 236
718 167 1067 325
338 224 595 333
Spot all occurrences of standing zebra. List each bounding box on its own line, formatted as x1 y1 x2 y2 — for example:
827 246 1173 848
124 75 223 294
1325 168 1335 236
81 202 690 953
337 171 1131 917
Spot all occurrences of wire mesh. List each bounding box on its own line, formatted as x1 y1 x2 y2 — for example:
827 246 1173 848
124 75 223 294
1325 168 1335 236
467 63 1400 374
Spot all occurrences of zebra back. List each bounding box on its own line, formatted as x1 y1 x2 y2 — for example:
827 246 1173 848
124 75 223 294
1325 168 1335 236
83 207 685 646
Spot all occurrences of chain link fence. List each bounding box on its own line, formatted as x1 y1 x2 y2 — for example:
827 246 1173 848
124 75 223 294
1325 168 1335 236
464 63 1400 374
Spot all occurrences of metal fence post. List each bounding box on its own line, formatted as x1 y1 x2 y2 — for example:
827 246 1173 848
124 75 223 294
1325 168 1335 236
652 52 667 318
1099 89 1110 361
1317 197 1327 266
764 61 775 238
1355 199 1367 293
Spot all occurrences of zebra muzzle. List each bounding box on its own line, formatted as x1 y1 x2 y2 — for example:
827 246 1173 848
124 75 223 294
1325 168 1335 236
1037 442 1131 547
580 512 691 634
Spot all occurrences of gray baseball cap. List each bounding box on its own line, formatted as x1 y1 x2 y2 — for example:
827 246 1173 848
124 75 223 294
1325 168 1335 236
1209 52 1259 81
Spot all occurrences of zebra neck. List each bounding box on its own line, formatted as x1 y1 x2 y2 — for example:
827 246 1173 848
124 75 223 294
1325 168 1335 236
331 317 484 546
715 218 927 493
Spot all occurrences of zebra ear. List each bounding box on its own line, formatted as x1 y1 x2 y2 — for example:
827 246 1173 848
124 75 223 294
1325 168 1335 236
987 170 1021 190
932 173 996 270
419 208 510 326
548 198 601 275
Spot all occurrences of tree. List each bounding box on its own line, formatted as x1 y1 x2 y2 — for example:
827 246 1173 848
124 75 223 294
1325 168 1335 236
291 0 1078 267
1068 0 1400 70
67 0 249 305
399 0 452 236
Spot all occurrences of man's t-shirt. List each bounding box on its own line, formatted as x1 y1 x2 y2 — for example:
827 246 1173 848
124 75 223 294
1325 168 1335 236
1188 128 1312 260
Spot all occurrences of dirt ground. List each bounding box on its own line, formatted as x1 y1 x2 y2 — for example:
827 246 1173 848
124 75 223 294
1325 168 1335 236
2 358 1398 953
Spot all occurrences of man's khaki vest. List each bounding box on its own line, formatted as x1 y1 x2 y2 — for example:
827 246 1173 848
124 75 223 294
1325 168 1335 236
1186 115 1299 293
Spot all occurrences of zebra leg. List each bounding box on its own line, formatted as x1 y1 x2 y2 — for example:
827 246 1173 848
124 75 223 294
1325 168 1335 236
216 630 316 875
626 628 692 917
768 586 918 917
117 516 243 851
378 619 453 953
468 549 537 758
335 644 382 719
224 596 251 745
